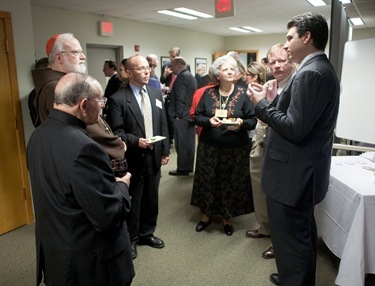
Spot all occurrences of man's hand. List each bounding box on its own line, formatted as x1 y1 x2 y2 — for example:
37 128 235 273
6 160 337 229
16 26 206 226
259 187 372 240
161 155 169 165
247 83 267 106
115 172 131 187
139 138 152 149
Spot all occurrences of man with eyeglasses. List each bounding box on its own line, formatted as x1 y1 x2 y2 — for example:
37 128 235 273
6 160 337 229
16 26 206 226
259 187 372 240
27 73 135 286
32 33 86 125
32 33 126 161
106 55 170 260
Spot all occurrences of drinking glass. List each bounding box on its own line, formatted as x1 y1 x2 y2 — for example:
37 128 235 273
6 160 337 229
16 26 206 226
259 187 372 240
111 159 128 177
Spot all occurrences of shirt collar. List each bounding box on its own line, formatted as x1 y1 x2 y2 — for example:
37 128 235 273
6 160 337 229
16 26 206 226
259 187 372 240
298 51 325 70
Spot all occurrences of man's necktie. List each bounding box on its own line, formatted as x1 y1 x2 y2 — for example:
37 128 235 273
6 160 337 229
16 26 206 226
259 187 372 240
140 88 153 140
170 74 176 89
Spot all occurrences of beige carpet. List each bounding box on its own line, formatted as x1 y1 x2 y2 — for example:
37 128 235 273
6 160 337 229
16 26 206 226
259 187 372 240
0 147 341 286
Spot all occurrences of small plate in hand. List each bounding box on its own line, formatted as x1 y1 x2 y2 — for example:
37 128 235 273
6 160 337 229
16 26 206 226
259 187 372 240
220 119 240 126
146 136 166 143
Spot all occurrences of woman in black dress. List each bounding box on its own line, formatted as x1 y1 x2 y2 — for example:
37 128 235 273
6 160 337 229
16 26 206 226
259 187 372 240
191 55 257 236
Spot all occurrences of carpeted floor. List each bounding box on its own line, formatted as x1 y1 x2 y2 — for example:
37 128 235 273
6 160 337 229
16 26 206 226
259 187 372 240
0 147 342 286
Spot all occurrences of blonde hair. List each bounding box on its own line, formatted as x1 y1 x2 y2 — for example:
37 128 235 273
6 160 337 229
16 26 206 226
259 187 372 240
247 61 267 85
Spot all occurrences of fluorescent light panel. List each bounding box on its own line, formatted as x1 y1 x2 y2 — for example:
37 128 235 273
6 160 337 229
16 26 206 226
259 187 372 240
229 27 251 33
349 17 364 25
242 26 263 32
306 0 327 7
157 10 197 20
339 0 352 3
174 7 213 18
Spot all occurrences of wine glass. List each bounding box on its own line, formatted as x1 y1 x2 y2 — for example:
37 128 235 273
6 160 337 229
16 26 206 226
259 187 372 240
111 159 128 177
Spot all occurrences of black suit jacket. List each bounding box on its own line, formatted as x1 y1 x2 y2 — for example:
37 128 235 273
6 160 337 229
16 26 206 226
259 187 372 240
255 54 340 207
169 69 197 121
27 109 134 285
104 73 122 98
160 62 191 86
106 85 170 175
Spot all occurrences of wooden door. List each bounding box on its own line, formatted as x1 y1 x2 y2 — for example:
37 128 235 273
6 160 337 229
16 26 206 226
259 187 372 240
0 11 34 235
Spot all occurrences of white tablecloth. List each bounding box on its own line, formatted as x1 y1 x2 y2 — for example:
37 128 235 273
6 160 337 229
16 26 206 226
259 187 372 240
315 156 375 286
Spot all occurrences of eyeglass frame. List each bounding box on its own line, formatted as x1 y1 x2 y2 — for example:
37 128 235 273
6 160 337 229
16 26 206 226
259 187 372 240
59 50 85 57
127 66 151 72
87 97 107 106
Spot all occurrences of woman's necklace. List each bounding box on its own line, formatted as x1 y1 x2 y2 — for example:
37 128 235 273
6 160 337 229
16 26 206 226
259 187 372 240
220 94 230 109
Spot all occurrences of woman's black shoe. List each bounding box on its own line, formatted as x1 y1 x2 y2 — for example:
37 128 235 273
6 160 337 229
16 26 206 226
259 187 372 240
195 220 211 232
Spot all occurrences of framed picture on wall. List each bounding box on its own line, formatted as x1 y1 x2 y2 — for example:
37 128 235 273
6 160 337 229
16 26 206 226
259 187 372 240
160 56 170 74
195 58 207 74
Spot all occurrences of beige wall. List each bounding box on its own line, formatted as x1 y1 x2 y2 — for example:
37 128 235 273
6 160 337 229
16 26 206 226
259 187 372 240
1 2 375 143
30 6 225 74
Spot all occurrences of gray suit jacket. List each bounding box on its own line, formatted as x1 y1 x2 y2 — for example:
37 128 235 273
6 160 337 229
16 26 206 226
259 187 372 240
255 54 340 207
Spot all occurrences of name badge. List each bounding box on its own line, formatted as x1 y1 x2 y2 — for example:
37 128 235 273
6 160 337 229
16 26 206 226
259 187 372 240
156 99 163 109
215 109 228 118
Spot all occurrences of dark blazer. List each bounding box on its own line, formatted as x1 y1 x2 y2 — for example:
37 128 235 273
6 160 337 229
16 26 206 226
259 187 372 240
27 109 134 286
255 54 340 207
169 69 197 121
106 85 170 175
160 62 191 86
104 73 122 98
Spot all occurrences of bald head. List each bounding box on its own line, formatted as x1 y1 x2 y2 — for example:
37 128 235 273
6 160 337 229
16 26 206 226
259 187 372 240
55 73 103 125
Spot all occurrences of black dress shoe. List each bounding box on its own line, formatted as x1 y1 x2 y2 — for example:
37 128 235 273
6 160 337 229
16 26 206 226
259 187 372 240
270 273 280 285
223 224 234 236
138 235 165 248
131 244 137 260
169 170 189 176
195 220 211 232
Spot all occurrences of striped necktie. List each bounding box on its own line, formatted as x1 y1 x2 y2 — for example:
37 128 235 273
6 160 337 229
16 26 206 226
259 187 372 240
140 88 153 140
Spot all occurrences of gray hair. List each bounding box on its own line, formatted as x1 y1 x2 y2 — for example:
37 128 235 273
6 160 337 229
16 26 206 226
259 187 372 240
55 73 101 106
48 33 75 64
210 55 238 77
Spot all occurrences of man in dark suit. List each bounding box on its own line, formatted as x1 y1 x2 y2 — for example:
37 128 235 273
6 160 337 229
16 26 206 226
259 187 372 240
103 60 122 116
160 47 191 145
168 57 197 176
248 12 340 286
106 55 170 259
27 73 135 286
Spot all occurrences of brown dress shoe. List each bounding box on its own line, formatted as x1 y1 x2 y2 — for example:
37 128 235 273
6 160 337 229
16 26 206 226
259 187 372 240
245 229 269 239
262 245 275 259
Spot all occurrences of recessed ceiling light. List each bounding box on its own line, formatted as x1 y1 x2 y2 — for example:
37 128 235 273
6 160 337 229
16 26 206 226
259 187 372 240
229 27 251 33
306 0 327 7
157 10 198 20
339 0 352 4
242 26 263 33
349 17 364 25
174 7 213 18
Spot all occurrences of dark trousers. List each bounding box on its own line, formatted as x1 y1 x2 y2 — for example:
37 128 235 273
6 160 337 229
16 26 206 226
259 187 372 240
173 119 196 172
267 196 317 286
164 97 174 143
128 151 161 244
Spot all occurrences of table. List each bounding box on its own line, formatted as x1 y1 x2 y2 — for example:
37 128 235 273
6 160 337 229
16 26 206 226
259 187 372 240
315 155 375 286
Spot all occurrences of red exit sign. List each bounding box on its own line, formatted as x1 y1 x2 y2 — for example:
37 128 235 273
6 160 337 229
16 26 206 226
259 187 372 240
215 0 235 18
99 21 113 37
